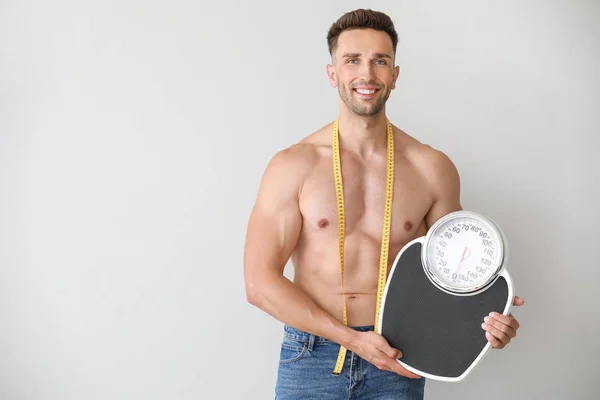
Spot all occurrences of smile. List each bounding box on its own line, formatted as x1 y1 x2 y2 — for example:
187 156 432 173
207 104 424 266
353 88 380 99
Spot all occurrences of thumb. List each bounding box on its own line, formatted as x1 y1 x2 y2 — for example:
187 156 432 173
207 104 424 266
513 296 525 306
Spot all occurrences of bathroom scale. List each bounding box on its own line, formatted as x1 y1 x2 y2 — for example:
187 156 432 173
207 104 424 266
377 210 515 382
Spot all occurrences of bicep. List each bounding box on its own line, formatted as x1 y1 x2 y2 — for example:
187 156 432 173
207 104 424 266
244 197 302 276
243 151 304 281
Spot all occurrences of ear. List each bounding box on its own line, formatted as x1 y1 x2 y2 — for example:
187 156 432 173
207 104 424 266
326 64 338 88
391 65 400 89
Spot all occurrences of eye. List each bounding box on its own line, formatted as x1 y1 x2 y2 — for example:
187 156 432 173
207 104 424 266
346 58 358 64
375 59 387 65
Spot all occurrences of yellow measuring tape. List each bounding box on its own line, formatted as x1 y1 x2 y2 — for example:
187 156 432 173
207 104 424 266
332 118 395 374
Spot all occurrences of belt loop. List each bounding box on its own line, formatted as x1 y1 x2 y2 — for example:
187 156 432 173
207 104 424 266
307 333 315 351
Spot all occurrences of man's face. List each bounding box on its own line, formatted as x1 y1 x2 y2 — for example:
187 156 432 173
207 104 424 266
327 29 400 117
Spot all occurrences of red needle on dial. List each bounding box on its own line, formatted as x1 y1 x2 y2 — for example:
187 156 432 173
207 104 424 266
456 247 468 273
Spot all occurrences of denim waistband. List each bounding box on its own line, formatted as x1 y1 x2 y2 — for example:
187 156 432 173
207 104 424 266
283 324 375 343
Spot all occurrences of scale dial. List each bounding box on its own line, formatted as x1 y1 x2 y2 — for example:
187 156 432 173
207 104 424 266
422 211 506 294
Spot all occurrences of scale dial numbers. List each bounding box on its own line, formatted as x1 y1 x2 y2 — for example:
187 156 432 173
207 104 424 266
424 213 505 294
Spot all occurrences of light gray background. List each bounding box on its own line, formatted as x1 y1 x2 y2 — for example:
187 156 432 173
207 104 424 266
1 0 598 399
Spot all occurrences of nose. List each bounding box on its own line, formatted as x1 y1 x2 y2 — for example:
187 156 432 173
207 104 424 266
359 61 376 82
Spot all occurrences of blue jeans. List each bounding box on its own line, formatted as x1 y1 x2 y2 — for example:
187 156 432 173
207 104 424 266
275 325 425 399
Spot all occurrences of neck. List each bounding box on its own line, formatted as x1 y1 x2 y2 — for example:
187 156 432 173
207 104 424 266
336 107 389 160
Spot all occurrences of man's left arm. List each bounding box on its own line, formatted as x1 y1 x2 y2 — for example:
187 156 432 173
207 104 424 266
423 148 524 350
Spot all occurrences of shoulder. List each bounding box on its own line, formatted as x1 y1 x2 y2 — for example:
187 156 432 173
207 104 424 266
266 122 333 173
266 124 329 173
418 145 460 186
394 126 460 190
258 130 327 198
270 121 333 163
261 144 316 189
267 142 318 171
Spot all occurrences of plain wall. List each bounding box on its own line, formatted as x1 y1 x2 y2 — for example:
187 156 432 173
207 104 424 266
1 0 598 399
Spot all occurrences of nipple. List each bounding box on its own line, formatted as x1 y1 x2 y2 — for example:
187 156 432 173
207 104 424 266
318 218 329 228
404 221 413 231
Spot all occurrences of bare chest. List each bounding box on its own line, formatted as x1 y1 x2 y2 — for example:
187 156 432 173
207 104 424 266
298 153 434 243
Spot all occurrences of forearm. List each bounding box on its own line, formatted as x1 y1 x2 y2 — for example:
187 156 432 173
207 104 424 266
247 274 358 349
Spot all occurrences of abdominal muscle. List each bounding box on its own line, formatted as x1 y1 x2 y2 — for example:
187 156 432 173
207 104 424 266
291 229 422 327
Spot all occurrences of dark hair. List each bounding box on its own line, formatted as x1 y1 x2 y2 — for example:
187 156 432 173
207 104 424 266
327 9 399 59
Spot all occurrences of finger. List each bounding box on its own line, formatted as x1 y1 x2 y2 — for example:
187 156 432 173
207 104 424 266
379 345 402 359
513 296 525 306
509 313 520 330
484 315 517 338
487 311 519 331
389 360 421 379
374 349 420 379
485 331 504 349
373 334 403 359
482 320 511 345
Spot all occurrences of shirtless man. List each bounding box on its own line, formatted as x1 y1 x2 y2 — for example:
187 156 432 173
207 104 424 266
243 9 523 399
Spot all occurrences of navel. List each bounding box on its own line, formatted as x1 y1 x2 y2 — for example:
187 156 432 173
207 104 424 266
318 218 329 228
404 221 413 231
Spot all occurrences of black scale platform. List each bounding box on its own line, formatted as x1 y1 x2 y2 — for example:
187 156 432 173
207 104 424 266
380 242 509 379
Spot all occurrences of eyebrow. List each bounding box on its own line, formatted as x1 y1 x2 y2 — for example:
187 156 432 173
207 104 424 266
341 52 392 59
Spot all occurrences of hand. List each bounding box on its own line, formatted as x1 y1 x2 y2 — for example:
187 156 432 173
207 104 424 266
350 331 421 379
482 296 524 349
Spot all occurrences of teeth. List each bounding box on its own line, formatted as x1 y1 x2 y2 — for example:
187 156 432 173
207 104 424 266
356 89 376 94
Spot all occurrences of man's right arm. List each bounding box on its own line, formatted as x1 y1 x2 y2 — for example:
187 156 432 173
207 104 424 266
243 146 420 379
243 146 357 349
